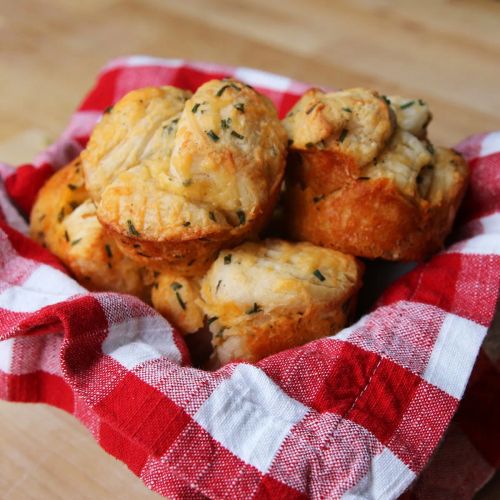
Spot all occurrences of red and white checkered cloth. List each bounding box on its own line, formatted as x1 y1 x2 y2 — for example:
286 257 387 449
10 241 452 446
0 57 499 499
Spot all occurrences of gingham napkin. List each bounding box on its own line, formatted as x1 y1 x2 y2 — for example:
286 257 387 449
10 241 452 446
0 57 498 499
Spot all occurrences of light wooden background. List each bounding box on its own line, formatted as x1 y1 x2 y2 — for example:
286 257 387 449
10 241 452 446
0 0 499 498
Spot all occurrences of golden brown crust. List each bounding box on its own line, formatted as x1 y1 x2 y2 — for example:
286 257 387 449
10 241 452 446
284 88 470 261
151 272 205 334
30 158 148 297
200 239 363 366
286 148 469 261
83 81 288 275
30 157 88 249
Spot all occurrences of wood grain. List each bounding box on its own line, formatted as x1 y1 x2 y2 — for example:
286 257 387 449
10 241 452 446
0 0 499 497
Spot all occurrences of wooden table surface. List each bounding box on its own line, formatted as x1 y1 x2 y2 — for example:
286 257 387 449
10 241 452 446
1 0 499 498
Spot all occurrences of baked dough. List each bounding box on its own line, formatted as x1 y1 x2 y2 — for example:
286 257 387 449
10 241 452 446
199 239 363 366
151 272 204 335
30 158 147 297
284 89 469 260
82 81 288 275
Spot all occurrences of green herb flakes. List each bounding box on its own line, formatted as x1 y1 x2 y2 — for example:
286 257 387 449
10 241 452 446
400 100 415 110
216 85 231 97
175 291 186 310
338 129 348 143
231 130 244 140
206 130 220 142
127 220 140 237
207 316 218 326
246 303 262 315
236 210 246 225
313 269 326 281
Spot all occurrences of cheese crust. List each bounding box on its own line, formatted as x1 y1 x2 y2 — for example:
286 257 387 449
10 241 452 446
82 81 288 274
199 239 363 366
284 89 469 260
30 158 147 297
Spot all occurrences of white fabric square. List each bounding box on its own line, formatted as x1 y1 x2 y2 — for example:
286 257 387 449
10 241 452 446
480 131 500 158
0 265 85 313
194 364 309 473
423 313 487 399
342 447 415 500
101 315 181 368
0 338 14 373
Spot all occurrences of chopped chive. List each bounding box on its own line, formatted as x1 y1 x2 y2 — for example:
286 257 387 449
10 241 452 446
234 103 245 113
342 107 352 113
426 143 435 155
357 176 371 181
38 214 46 221
175 291 186 310
67 183 78 191
207 316 218 326
230 83 241 91
209 211 216 222
183 221 191 227
236 210 246 225
313 269 326 281
418 99 425 106
313 194 325 203
153 282 158 289
171 281 183 291
104 106 113 114
221 118 231 129
287 139 294 146
171 118 179 124
206 130 220 142
305 103 317 115
192 103 200 113
104 244 112 258
216 85 231 97
224 254 232 265
400 100 415 109
64 230 69 242
216 279 222 292
231 130 244 140
127 220 140 237
182 178 192 187
215 327 227 338
381 95 391 105
71 238 82 246
246 302 262 314
338 128 348 143
57 208 65 223
153 271 160 278
305 142 314 149
69 201 79 210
